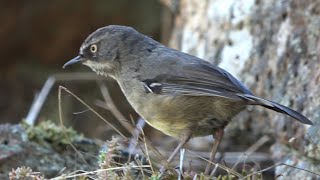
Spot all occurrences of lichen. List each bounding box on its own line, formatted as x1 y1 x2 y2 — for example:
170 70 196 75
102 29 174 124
22 120 83 147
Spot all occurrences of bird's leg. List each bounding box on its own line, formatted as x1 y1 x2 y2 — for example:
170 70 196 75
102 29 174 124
159 132 192 173
204 128 224 175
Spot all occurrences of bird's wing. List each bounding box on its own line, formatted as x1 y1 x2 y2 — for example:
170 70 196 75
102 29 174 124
142 61 252 100
141 60 313 125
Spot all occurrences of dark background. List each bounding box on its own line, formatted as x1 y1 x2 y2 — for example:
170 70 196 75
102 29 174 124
0 0 167 139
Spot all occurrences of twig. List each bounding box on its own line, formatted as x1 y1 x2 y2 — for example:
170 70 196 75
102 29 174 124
137 125 155 174
26 77 55 125
97 81 136 134
241 162 320 179
210 163 219 177
128 117 146 155
179 148 185 180
58 86 88 164
50 165 151 180
306 133 320 150
26 72 103 126
96 82 160 163
94 83 165 163
185 149 242 178
281 163 320 177
134 155 146 178
59 86 126 138
232 135 270 169
29 74 167 171
96 101 148 161
97 82 158 168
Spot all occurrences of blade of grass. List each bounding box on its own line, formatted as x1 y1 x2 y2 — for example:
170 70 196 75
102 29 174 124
138 125 155 174
241 162 320 179
185 149 242 178
58 86 88 164
51 165 151 180
59 86 126 138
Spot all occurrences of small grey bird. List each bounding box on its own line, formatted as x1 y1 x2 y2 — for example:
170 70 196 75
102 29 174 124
63 25 312 174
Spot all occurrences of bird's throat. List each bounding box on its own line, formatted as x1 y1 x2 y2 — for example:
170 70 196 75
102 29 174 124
83 61 117 78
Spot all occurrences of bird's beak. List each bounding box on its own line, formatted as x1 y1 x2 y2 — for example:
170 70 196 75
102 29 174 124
63 56 84 68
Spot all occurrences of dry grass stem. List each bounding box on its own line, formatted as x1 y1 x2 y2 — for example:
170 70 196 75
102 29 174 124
51 165 151 180
97 81 136 134
232 135 270 169
59 86 126 138
58 86 88 164
185 149 242 178
137 125 155 174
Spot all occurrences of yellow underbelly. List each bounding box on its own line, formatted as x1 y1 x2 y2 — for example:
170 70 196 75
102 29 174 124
121 82 245 138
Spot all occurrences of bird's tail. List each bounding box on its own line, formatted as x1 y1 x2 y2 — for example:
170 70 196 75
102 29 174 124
238 94 313 125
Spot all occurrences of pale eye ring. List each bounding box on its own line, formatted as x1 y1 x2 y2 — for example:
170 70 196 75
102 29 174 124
90 44 97 53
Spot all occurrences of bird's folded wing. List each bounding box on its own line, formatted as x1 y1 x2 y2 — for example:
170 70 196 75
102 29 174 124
141 61 313 125
142 62 252 100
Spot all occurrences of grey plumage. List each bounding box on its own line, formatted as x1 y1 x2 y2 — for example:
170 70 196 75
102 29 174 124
63 25 313 173
63 25 312 137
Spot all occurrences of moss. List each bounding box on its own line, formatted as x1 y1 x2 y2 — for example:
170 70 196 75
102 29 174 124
22 120 83 148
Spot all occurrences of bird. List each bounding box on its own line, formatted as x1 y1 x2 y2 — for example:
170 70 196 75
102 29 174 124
63 25 313 174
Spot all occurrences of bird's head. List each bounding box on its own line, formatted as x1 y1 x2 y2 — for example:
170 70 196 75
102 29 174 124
63 25 156 77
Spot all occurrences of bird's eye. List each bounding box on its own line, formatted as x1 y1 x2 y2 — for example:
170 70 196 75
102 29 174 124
90 44 97 53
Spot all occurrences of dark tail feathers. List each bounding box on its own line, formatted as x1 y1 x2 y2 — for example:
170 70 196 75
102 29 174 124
238 94 313 125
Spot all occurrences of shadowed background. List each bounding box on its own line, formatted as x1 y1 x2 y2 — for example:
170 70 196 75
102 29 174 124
0 0 168 139
0 0 319 178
